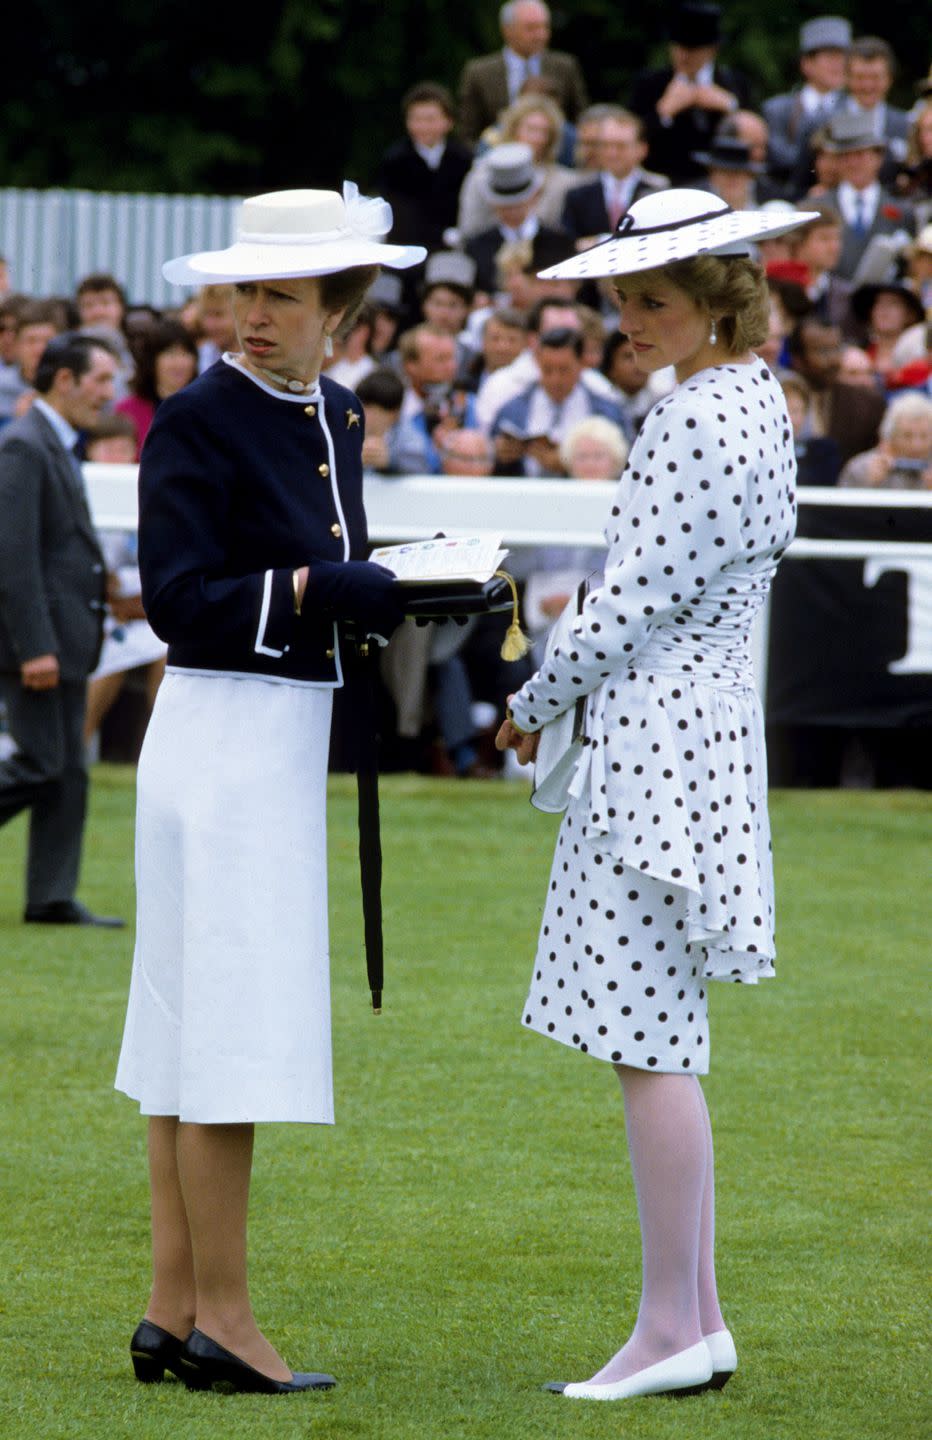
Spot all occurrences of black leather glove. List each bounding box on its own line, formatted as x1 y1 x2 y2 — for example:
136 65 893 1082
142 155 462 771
304 559 406 637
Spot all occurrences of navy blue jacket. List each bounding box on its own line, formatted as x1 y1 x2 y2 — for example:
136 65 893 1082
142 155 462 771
139 359 368 685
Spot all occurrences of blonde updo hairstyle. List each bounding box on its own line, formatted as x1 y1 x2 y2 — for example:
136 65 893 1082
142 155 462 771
618 255 770 355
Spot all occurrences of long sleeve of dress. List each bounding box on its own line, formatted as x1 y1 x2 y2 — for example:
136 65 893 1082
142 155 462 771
509 396 755 732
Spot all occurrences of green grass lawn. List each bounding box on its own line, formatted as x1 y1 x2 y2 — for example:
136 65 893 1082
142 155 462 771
1 770 928 1440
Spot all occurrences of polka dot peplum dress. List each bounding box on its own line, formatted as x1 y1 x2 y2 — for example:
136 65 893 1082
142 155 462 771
508 362 797 1073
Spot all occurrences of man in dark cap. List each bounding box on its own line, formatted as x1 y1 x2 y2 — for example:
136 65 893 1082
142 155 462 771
791 36 911 195
629 3 752 185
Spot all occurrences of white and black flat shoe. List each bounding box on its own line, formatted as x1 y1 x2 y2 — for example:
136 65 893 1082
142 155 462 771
557 1340 714 1400
702 1329 737 1389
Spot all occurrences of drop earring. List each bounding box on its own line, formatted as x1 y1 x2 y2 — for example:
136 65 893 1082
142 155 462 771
709 316 718 347
324 332 334 358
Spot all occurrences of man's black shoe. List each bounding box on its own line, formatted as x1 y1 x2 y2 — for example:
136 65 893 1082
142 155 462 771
24 900 125 928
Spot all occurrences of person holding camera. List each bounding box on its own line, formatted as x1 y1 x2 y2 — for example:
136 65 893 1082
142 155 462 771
838 390 932 490
393 322 480 474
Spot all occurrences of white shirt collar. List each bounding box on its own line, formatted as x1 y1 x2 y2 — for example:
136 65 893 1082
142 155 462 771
525 381 589 473
800 83 839 114
400 386 424 423
414 140 446 170
601 169 640 204
504 46 541 98
676 60 715 85
500 215 540 243
33 396 79 453
838 179 880 222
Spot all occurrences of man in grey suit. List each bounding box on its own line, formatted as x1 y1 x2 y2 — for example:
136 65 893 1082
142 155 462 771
763 16 851 187
790 36 911 197
458 1 588 143
817 114 915 281
0 332 124 926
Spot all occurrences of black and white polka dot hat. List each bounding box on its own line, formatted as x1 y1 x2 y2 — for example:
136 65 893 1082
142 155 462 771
537 189 818 281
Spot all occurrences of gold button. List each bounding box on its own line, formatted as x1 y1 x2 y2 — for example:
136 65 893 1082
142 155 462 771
318 462 330 477
330 523 342 539
325 647 335 660
304 404 317 418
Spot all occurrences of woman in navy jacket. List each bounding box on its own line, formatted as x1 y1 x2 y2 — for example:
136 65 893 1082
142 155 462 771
115 185 424 1395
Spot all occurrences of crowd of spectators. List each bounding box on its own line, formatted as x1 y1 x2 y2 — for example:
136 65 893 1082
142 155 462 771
0 1 930 778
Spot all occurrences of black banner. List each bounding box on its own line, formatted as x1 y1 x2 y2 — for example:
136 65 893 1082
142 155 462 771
766 497 932 729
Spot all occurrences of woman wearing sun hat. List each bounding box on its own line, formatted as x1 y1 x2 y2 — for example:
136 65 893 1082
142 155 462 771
114 184 424 1394
496 188 816 1400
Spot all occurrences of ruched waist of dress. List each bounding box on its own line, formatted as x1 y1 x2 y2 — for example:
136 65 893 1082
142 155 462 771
630 628 755 692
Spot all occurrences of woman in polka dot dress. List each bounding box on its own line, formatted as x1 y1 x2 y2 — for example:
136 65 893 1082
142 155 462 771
496 191 816 1402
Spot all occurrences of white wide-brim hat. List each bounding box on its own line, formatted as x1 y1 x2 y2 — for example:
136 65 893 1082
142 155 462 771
537 190 819 282
162 183 426 285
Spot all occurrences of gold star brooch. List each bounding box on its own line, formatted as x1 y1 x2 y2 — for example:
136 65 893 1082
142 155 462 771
346 409 361 429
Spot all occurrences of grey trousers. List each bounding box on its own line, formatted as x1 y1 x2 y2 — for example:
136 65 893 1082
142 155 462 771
0 677 88 907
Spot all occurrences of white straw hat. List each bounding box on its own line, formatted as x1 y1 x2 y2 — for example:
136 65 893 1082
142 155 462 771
537 189 819 282
162 182 426 285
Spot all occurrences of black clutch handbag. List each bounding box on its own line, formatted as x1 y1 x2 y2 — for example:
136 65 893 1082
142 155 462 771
400 573 514 618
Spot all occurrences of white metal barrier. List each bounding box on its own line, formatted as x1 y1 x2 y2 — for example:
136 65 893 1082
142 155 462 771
83 468 932 705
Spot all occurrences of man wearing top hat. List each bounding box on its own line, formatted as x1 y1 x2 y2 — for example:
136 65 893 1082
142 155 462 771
629 2 752 186
815 113 916 280
464 142 573 295
763 16 851 185
458 1 588 145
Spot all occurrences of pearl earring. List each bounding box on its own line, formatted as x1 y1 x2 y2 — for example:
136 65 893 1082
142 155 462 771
709 316 718 347
324 333 334 358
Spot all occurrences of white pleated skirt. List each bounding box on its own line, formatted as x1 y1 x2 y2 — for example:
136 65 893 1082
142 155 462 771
115 669 335 1124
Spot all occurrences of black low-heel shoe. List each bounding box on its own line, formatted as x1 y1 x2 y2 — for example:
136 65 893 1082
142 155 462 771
181 1328 337 1395
130 1319 193 1384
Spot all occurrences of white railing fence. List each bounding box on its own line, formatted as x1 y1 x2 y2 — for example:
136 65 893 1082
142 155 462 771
83 468 932 707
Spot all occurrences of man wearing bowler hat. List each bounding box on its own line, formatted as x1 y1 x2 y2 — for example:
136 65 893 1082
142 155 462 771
763 16 851 185
630 3 752 185
816 113 915 280
792 36 911 196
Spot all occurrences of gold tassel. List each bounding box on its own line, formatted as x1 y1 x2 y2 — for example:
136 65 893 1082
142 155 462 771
495 570 530 661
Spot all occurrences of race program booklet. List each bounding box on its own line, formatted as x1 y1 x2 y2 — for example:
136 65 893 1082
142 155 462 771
370 535 508 585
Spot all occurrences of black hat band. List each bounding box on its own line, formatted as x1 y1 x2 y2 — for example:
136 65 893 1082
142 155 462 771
614 204 734 237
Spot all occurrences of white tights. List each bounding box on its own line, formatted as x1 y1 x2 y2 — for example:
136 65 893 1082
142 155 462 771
584 1069 725 1385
